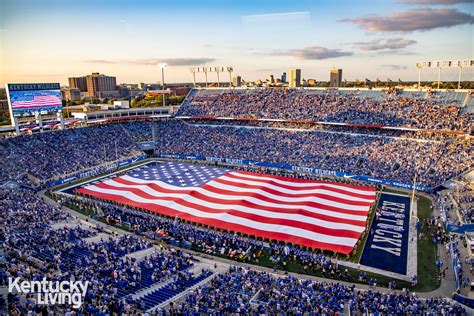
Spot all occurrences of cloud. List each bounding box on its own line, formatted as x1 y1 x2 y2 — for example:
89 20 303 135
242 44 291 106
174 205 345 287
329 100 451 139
271 46 353 60
339 8 473 32
85 59 117 64
376 50 417 56
400 0 472 4
382 64 408 70
353 38 417 51
85 58 215 66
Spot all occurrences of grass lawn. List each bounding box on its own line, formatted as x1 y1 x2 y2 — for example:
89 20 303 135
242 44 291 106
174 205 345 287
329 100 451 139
416 196 441 292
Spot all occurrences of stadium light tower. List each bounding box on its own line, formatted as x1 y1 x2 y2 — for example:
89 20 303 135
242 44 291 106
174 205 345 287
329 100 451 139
190 66 234 88
416 60 473 90
159 63 168 107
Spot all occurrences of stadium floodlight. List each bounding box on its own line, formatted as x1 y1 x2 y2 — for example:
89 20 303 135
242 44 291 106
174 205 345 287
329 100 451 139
190 66 234 88
159 63 168 107
416 59 473 89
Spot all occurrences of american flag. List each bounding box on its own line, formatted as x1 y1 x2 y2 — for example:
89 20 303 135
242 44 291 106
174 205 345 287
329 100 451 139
77 162 376 254
12 92 62 108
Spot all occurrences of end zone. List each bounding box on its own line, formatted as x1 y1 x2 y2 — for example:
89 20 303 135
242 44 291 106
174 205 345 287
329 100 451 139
360 191 413 276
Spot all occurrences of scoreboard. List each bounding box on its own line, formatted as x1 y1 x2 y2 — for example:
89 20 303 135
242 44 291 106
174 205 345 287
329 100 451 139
6 83 63 118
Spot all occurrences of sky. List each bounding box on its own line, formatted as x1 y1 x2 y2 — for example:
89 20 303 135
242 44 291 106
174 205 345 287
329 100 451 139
0 0 472 86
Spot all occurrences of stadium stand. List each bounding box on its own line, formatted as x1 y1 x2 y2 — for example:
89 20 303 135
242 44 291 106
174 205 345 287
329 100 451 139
154 120 471 187
1 187 205 314
163 266 466 315
0 116 471 190
0 124 143 184
177 88 471 131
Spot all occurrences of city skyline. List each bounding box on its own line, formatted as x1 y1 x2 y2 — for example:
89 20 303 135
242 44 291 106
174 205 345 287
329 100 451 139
0 0 472 86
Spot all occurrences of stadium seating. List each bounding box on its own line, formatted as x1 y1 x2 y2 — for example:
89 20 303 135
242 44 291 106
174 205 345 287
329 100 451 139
154 120 472 187
139 270 213 311
1 188 199 314
177 88 471 131
0 124 142 184
169 266 466 315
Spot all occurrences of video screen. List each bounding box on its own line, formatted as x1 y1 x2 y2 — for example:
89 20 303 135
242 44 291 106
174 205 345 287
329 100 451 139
7 83 63 117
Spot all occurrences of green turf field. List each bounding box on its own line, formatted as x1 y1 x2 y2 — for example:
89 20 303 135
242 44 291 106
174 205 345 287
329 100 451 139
50 175 440 292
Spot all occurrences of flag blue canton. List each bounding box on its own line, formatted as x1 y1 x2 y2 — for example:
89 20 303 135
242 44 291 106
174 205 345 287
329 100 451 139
129 162 230 187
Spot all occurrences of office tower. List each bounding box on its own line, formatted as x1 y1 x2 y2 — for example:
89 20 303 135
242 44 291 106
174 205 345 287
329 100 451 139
288 69 301 87
330 68 343 87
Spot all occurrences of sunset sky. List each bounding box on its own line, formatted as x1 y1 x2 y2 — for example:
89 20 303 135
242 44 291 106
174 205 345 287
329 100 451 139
0 0 472 86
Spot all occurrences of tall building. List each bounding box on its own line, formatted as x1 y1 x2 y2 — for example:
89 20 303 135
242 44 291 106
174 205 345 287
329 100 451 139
330 68 343 87
281 72 287 83
68 77 87 92
232 76 242 87
85 73 117 97
288 69 301 88
267 75 275 84
61 88 81 101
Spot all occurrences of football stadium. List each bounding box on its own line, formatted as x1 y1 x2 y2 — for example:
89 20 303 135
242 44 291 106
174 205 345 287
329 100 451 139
1 0 473 315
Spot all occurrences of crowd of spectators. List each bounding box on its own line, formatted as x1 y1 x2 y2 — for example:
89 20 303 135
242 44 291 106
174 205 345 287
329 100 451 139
0 124 143 185
352 288 466 315
164 266 466 315
179 89 471 131
155 120 472 187
0 115 470 190
450 178 473 224
0 188 196 314
448 236 470 290
1 184 471 314
434 176 473 225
